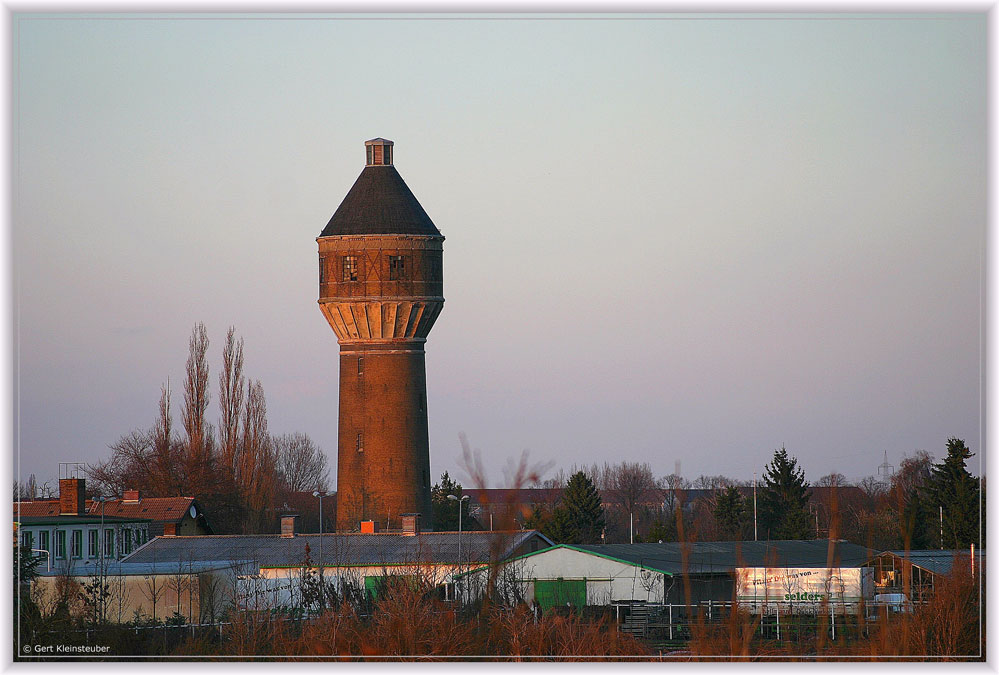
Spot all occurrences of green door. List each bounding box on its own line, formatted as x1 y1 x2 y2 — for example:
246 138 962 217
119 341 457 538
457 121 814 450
534 578 586 611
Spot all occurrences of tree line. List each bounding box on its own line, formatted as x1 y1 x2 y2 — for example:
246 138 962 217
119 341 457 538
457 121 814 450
84 323 331 534
472 441 983 549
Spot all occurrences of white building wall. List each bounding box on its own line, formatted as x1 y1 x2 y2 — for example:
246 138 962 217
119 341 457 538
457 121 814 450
468 547 669 605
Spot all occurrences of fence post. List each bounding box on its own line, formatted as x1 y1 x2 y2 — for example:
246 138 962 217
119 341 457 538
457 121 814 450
776 603 780 641
669 604 673 641
830 604 835 641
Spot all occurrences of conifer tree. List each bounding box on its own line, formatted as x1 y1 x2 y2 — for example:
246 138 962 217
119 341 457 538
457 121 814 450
430 471 468 531
923 438 981 549
555 471 605 545
758 446 813 540
713 485 747 540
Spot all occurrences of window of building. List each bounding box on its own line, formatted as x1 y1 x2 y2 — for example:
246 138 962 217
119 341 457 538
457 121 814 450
21 530 32 551
356 432 364 453
71 530 82 558
55 531 66 559
319 256 326 283
389 255 406 280
343 256 359 282
123 530 133 555
38 531 49 557
366 145 374 165
104 528 114 558
357 356 364 376
88 530 98 558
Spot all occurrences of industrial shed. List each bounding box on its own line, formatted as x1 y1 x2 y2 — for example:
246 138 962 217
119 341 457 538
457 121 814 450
121 526 551 614
863 549 984 603
459 540 874 612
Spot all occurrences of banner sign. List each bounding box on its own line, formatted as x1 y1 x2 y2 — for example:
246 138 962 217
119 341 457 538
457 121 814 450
735 567 872 614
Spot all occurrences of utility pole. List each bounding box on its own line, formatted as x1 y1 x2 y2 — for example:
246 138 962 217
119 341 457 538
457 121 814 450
753 472 758 542
940 506 944 550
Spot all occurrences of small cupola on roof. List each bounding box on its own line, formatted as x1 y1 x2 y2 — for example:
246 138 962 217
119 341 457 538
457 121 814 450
319 138 441 237
365 138 394 166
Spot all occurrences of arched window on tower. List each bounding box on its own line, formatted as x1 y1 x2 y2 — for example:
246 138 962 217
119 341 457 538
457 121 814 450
356 432 364 453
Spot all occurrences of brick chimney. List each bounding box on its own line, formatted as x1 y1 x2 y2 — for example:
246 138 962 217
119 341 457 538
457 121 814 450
281 515 299 538
360 520 380 534
163 523 178 537
59 478 86 516
123 489 141 503
400 513 421 536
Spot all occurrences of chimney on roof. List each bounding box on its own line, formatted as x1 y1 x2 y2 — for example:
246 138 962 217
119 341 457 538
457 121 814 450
59 478 86 516
400 513 421 536
123 489 140 503
360 521 380 534
364 137 394 166
281 515 299 538
163 523 177 537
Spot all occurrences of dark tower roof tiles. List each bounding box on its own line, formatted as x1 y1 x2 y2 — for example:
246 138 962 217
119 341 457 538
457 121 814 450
320 140 441 237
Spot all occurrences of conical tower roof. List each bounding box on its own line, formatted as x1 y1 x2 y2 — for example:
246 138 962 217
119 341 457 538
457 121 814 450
320 139 441 237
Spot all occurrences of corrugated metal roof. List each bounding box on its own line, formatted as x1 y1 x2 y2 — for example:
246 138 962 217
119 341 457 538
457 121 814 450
883 550 985 576
37 560 255 578
123 531 546 568
319 165 441 237
573 540 875 575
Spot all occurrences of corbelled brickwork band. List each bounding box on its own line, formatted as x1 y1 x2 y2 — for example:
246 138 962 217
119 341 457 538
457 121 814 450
318 140 444 533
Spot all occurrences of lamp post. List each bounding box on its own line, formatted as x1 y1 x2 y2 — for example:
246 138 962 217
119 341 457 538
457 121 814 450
447 494 470 563
312 491 326 609
93 495 112 622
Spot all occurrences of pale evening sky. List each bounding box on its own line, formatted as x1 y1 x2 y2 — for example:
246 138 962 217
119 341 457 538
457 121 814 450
12 13 986 491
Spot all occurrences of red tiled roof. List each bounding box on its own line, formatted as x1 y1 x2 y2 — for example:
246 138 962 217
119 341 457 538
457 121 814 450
461 488 564 505
84 496 195 523
13 499 61 517
14 496 195 524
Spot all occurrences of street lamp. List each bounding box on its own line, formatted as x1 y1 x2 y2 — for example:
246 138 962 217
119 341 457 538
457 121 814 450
312 491 326 609
93 495 112 621
447 494 470 563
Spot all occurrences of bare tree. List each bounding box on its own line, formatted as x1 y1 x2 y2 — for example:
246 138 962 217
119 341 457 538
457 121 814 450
218 326 245 476
816 473 848 488
140 563 166 623
239 380 277 533
274 432 330 493
182 323 214 494
152 382 185 496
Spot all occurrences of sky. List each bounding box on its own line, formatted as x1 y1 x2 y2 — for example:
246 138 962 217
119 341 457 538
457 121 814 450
12 12 986 493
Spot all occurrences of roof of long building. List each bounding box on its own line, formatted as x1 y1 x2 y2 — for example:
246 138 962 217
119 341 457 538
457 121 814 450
320 164 441 238
123 530 550 569
881 549 985 576
570 540 876 575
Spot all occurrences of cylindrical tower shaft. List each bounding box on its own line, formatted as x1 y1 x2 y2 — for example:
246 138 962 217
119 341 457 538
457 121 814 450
317 139 444 532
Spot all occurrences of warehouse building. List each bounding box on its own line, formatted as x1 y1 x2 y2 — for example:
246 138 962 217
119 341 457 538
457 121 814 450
458 539 874 613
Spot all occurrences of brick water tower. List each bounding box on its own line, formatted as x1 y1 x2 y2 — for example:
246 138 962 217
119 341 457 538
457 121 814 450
317 138 444 532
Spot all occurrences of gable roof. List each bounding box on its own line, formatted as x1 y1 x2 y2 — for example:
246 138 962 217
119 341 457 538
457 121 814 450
482 540 876 578
123 530 551 569
875 550 985 576
319 165 441 237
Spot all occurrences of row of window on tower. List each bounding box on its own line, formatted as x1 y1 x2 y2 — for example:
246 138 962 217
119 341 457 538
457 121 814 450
320 255 440 283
